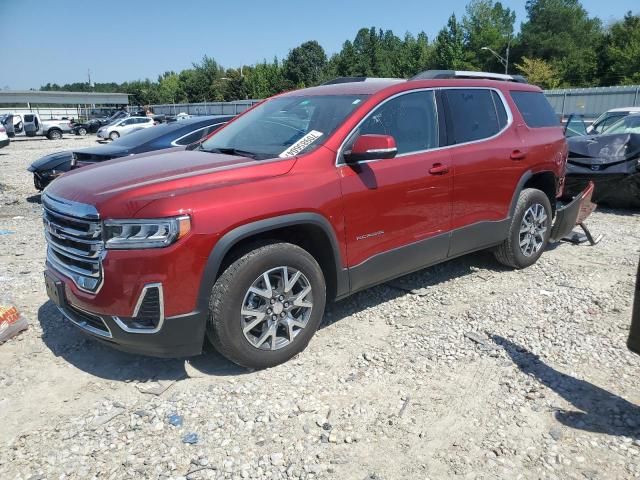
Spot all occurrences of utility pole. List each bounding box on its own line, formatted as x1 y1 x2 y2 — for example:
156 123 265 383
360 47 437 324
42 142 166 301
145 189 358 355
481 35 511 74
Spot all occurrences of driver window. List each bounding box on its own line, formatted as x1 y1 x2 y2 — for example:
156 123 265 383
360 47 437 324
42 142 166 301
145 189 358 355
355 91 438 155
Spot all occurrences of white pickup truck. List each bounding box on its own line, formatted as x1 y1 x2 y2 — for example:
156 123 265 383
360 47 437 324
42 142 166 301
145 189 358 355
22 113 73 140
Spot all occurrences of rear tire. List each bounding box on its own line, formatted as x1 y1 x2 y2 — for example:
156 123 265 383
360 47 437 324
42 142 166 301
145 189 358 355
47 129 62 140
207 242 326 369
494 188 552 269
109 131 120 140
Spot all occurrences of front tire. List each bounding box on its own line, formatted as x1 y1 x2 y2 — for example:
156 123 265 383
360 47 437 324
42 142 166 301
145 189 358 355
494 188 552 269
47 129 62 140
207 242 326 369
109 131 120 140
77 127 87 136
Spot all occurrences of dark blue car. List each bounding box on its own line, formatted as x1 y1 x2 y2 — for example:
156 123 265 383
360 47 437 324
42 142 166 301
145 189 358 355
28 115 234 190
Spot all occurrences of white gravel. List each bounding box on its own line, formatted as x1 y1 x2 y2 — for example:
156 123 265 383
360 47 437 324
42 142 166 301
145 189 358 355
0 136 639 480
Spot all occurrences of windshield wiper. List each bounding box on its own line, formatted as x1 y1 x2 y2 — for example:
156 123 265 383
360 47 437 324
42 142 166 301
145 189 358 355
203 147 260 159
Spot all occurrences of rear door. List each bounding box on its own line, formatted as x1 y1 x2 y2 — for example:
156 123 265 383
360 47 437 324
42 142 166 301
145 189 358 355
339 89 453 291
442 87 521 256
119 118 137 134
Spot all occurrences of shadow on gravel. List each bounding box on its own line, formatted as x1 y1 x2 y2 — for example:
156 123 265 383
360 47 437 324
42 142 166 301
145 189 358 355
38 301 246 382
323 250 510 328
493 335 640 439
26 194 41 204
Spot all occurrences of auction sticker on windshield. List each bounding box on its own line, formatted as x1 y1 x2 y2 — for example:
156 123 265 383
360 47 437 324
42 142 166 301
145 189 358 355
279 130 324 158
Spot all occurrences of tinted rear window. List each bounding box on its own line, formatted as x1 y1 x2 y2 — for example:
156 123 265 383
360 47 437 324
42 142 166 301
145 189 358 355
511 91 558 128
444 89 501 144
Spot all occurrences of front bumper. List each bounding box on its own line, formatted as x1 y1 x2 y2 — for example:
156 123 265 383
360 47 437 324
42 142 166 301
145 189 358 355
32 170 61 190
45 269 207 357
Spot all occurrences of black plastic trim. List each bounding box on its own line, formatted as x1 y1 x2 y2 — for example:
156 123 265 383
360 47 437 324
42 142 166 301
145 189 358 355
349 232 450 293
508 170 534 219
196 213 348 311
448 219 510 257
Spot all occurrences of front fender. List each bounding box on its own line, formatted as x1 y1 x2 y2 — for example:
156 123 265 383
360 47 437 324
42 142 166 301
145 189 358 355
194 213 349 314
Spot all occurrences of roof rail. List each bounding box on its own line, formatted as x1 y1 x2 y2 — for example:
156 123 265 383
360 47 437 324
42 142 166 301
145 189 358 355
410 70 528 84
321 77 405 86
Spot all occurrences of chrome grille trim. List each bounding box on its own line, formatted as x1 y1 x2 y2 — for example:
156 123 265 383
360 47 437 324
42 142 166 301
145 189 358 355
42 192 104 293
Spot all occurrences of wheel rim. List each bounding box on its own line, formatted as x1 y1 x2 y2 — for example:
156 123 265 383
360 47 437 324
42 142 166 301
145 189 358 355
52 131 61 139
240 266 313 351
79 128 86 135
519 203 548 257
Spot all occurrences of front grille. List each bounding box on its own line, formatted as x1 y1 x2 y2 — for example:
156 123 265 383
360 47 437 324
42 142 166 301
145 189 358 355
42 193 103 292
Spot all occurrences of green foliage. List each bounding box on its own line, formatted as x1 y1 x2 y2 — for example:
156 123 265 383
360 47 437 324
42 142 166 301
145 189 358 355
518 0 603 87
432 14 470 70
245 58 287 99
283 41 327 87
38 2 639 102
515 57 561 89
600 12 640 85
463 0 515 72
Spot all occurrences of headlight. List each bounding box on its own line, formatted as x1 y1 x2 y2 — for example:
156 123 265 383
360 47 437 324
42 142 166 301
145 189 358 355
103 216 191 249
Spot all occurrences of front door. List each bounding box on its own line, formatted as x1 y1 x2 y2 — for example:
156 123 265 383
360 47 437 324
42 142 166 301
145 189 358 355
338 90 453 291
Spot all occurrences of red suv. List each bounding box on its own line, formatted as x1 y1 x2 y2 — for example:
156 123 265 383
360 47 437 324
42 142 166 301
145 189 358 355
43 71 579 369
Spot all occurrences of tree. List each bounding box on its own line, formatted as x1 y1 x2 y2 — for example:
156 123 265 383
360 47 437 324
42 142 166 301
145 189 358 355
283 41 327 88
600 12 640 85
122 79 159 106
246 58 287 99
515 57 560 88
463 0 516 72
432 14 470 70
157 72 185 104
518 0 603 87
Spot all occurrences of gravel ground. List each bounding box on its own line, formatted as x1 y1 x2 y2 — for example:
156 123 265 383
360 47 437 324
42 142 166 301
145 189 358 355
0 136 639 480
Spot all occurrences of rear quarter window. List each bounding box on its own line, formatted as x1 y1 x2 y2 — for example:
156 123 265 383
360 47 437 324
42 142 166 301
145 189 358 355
444 89 502 144
511 91 558 128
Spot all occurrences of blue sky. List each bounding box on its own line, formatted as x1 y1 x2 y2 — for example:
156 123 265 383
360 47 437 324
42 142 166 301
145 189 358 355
1 0 637 89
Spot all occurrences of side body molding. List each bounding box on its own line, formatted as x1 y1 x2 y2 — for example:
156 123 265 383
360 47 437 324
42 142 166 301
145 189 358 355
196 213 349 313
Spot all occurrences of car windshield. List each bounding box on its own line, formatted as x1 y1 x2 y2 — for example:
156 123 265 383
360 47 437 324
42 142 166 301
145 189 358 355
199 94 368 160
603 115 640 134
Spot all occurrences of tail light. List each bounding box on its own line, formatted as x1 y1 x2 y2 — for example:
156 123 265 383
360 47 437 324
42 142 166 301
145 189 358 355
0 126 5 133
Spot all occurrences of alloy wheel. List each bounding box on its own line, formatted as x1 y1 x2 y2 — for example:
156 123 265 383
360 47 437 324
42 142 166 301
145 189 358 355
519 203 548 257
240 266 313 351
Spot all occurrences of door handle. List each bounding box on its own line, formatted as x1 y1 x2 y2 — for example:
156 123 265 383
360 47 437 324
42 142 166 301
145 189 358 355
510 150 526 160
429 163 449 175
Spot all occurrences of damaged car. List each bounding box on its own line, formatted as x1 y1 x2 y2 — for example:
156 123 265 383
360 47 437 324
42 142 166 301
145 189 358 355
28 115 233 190
563 113 640 209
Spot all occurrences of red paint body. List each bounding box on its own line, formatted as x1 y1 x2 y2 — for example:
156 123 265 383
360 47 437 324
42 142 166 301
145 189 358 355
45 78 566 327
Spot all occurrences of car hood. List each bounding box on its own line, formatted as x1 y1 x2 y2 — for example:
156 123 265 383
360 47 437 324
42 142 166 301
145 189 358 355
45 149 297 217
28 151 73 172
568 133 640 165
72 143 131 160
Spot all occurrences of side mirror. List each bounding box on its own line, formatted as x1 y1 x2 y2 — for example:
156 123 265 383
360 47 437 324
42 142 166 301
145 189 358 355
344 134 397 163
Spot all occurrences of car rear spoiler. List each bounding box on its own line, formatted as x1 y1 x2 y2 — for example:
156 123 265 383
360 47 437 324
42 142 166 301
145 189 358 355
550 181 601 244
